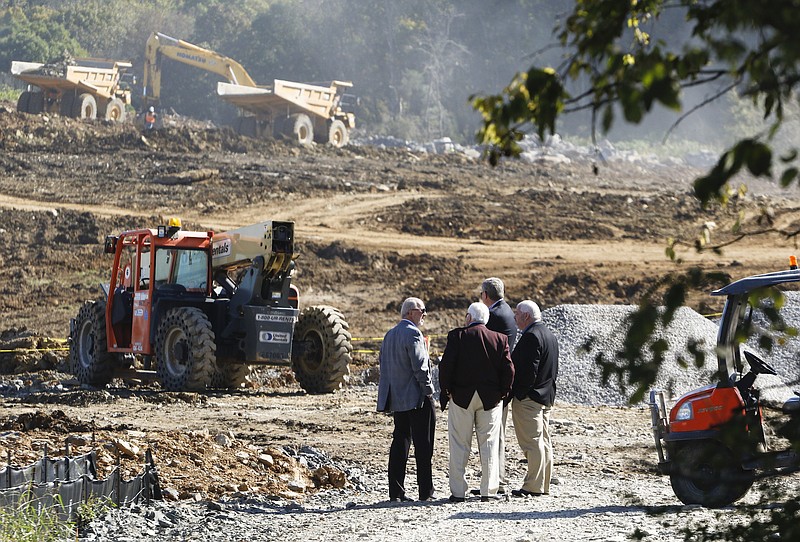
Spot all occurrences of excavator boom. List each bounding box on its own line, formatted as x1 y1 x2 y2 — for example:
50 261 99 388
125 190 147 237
142 32 257 108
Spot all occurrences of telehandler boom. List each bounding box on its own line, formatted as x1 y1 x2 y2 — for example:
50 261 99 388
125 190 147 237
69 218 351 393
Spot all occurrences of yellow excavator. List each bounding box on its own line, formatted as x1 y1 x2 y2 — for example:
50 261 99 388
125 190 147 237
141 32 356 147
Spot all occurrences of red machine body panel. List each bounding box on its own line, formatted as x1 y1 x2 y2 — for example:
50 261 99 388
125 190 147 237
669 385 746 433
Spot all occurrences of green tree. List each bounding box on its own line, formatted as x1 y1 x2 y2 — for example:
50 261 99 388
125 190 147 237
0 7 86 68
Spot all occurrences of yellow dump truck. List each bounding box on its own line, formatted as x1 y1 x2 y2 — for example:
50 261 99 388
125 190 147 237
218 79 356 147
11 57 133 122
143 32 356 146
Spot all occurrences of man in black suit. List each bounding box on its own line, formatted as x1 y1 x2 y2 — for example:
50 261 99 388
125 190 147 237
478 277 517 494
510 300 559 497
481 277 517 351
438 302 514 502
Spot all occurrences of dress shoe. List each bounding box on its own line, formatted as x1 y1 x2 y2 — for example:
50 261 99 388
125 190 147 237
511 488 545 497
471 488 505 496
390 495 414 502
448 495 466 503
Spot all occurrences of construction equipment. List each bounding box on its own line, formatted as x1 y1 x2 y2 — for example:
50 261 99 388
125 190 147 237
141 32 356 146
649 258 800 507
11 57 133 122
68 218 352 394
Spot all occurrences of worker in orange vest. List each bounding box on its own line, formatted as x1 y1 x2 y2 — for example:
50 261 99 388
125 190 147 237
144 106 157 130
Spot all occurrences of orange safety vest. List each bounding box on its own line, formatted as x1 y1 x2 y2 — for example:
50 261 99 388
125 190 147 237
144 112 156 124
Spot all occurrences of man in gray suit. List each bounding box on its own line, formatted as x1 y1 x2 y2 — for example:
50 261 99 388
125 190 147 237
377 297 436 502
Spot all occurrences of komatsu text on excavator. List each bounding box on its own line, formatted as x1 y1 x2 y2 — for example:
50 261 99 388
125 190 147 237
68 218 351 393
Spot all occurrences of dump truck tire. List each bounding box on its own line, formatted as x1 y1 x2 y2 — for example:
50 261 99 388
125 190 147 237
291 305 352 393
28 92 44 114
16 91 31 113
70 300 115 387
234 116 257 138
155 307 216 391
74 93 97 120
104 98 126 122
285 114 314 145
327 120 349 148
669 441 754 507
60 93 75 117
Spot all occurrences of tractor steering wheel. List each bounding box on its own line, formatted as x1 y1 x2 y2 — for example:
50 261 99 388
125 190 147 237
743 350 778 376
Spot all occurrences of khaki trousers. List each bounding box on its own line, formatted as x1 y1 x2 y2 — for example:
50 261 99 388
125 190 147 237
448 391 502 498
511 397 552 494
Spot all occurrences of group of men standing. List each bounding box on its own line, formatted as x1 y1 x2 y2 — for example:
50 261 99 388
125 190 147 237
376 278 559 503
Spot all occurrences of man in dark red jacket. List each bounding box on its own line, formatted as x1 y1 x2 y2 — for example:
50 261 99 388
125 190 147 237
510 300 559 498
438 302 514 502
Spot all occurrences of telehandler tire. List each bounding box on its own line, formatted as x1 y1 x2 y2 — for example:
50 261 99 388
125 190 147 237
74 93 97 120
155 307 216 391
669 441 754 507
327 119 349 148
291 305 352 393
71 300 115 387
16 91 31 113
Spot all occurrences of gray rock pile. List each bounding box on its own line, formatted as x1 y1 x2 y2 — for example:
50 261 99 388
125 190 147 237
543 304 719 406
544 297 800 407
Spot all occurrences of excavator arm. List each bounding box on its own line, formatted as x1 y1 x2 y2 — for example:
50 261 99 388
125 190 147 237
142 32 257 109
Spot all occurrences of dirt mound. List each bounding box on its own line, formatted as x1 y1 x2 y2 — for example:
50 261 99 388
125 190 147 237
0 407 352 500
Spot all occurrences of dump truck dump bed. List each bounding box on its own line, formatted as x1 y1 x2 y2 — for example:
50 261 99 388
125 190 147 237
12 59 132 101
217 79 352 119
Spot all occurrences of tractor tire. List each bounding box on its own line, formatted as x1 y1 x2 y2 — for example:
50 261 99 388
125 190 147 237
291 305 352 393
60 93 75 117
284 114 314 145
16 91 31 113
74 93 97 120
155 307 216 391
104 98 126 122
669 441 755 507
213 363 253 389
70 300 115 387
327 119 349 148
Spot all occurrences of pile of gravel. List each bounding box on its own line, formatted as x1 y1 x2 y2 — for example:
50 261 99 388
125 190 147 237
543 298 800 408
543 304 719 406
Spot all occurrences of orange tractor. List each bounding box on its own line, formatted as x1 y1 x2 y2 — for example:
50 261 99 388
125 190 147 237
650 258 800 506
69 219 351 393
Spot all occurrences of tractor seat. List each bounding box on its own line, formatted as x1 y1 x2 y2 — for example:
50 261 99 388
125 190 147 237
782 394 800 414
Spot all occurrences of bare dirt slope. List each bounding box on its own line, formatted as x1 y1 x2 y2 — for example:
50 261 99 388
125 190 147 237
2 103 800 508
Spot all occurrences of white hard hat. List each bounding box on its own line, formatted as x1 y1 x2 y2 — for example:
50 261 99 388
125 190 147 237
148 106 154 113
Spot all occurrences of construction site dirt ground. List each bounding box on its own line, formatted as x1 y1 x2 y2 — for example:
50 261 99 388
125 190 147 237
1 101 800 513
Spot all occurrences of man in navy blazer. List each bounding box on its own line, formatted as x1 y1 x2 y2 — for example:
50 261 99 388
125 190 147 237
478 277 517 495
439 302 514 502
377 297 436 502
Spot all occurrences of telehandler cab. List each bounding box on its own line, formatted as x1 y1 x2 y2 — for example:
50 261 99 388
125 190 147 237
69 218 351 394
650 257 800 507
